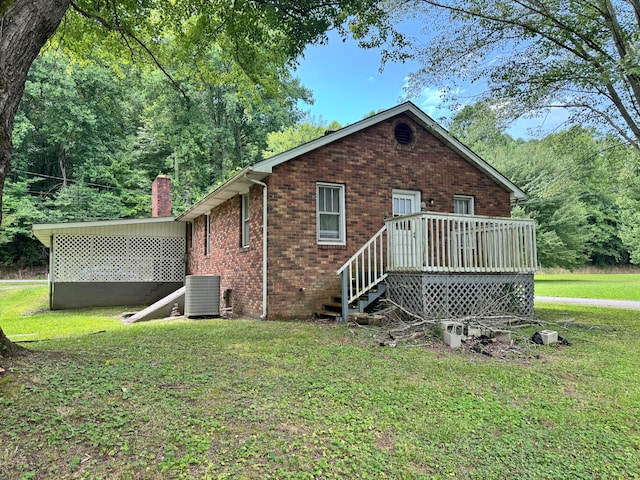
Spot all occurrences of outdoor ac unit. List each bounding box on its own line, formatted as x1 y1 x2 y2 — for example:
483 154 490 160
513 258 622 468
184 275 220 318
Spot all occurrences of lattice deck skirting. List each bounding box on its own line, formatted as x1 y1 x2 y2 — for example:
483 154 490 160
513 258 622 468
52 234 185 283
386 272 534 320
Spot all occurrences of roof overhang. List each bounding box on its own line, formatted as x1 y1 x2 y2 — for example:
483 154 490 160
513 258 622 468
32 216 179 248
176 168 270 221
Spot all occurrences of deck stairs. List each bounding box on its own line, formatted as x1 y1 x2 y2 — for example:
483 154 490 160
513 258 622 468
316 280 386 321
317 225 388 322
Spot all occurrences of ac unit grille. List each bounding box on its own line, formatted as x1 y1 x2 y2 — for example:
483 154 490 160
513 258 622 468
185 275 220 317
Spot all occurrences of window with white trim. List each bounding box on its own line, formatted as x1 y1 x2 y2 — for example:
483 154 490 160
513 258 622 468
204 213 211 256
317 183 345 244
241 193 250 247
454 195 475 215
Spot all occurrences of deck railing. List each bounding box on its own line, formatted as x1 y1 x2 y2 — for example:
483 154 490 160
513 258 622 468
337 225 388 306
386 212 537 274
336 212 537 321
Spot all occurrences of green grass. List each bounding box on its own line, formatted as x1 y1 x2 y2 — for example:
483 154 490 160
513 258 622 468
1 284 640 479
0 282 130 342
535 273 640 300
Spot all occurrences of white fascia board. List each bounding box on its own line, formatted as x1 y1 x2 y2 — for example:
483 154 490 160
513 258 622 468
176 168 269 221
31 216 179 248
251 101 527 201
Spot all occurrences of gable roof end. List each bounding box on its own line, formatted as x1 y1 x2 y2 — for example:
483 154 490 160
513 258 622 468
251 102 527 201
177 102 527 222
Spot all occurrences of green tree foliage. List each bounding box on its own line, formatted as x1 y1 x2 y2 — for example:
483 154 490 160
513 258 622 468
450 102 635 269
130 46 312 202
615 149 640 264
263 119 342 157
6 46 311 240
0 178 47 268
14 54 141 195
0 0 397 227
399 0 640 154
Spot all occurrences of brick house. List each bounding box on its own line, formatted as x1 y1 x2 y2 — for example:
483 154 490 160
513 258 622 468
178 102 537 321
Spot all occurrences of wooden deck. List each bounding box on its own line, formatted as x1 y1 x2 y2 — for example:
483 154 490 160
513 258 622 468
387 212 537 274
337 213 537 318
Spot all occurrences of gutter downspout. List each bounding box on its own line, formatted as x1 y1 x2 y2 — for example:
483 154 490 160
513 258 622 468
246 175 268 319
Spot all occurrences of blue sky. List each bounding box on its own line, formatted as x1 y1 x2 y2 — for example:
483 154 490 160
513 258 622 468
294 30 569 139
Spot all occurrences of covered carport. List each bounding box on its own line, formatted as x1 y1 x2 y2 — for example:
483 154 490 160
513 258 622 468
32 217 186 309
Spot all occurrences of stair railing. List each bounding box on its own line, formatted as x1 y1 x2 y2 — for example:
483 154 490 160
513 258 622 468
336 225 388 321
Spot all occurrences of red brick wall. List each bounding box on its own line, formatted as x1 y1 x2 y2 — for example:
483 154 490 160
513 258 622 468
188 186 264 317
152 175 172 217
188 113 513 320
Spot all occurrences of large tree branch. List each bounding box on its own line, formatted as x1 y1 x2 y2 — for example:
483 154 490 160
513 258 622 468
415 0 640 148
555 101 640 154
600 0 640 117
69 1 189 103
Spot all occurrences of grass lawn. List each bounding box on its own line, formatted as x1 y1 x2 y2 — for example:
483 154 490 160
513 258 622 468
1 284 639 479
535 273 640 300
0 282 128 342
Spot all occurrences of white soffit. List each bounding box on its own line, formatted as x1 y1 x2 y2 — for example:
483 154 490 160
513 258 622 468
177 168 269 221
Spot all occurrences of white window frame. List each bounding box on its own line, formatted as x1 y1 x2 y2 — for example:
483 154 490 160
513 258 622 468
392 189 421 217
454 195 475 215
241 193 250 247
205 213 211 256
316 182 346 245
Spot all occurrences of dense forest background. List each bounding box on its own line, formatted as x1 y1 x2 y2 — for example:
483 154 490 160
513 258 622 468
2 48 640 272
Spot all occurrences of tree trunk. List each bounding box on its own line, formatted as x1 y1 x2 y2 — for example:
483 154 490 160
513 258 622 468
0 326 27 357
0 0 71 226
0 0 71 355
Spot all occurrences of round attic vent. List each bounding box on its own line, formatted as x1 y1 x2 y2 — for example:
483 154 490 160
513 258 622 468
394 123 413 145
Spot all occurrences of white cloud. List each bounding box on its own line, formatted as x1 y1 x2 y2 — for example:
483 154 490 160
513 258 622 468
412 84 460 121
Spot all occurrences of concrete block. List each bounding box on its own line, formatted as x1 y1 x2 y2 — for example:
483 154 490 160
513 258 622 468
441 321 464 348
540 330 558 345
466 326 482 338
493 331 511 343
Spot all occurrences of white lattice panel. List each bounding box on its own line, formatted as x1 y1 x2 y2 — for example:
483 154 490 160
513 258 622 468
53 234 185 282
387 273 534 319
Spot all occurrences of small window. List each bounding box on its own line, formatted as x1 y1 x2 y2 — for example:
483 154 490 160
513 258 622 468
241 193 250 247
454 195 475 215
204 213 211 256
317 183 345 244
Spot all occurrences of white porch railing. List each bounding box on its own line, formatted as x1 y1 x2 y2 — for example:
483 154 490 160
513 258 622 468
336 213 537 321
386 212 537 274
337 225 388 307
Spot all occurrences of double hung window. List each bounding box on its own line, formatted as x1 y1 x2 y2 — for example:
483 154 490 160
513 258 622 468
454 195 475 215
241 194 250 247
317 183 345 244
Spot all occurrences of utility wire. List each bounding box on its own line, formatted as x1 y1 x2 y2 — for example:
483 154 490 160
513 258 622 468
12 169 147 193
